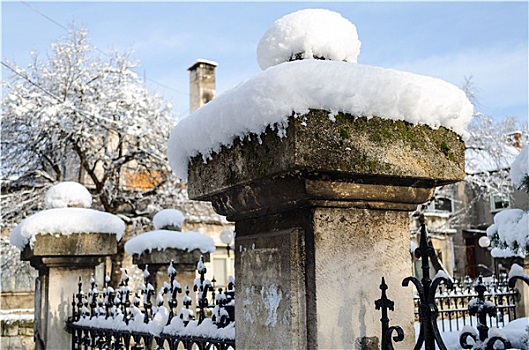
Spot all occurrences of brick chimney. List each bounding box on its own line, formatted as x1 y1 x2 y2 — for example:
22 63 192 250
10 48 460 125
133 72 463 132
188 59 217 113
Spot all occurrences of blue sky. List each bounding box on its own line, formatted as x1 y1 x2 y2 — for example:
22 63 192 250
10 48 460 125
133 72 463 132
2 1 528 122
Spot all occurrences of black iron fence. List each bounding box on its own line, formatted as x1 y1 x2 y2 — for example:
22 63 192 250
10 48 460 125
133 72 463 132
418 274 518 333
66 218 528 350
376 215 529 350
67 256 235 350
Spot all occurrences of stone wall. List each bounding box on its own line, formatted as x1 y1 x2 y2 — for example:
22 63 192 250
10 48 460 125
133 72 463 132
0 315 34 350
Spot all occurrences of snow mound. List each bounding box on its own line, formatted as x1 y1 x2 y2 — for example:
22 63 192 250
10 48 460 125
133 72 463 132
500 317 529 350
487 208 528 258
153 209 185 231
9 208 125 250
510 145 529 189
508 263 526 279
257 9 361 70
124 230 215 256
168 60 473 181
164 317 235 340
45 182 92 209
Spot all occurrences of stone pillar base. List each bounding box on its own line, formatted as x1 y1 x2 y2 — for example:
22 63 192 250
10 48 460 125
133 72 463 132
235 207 414 349
21 233 116 350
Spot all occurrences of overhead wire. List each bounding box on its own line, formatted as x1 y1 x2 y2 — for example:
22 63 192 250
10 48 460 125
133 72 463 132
20 1 68 31
1 60 123 128
1 61 63 102
14 1 190 98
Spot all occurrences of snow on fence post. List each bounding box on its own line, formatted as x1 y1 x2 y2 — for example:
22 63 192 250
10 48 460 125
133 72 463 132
125 209 215 310
9 182 123 350
170 10 471 350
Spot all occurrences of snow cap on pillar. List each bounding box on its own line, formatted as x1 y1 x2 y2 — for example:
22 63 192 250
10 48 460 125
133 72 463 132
45 181 92 209
257 9 361 70
167 9 473 182
9 182 124 250
124 209 215 256
153 208 185 231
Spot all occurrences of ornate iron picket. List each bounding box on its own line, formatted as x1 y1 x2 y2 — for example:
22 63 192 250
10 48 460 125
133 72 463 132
405 215 452 350
458 275 511 349
67 257 235 350
375 278 404 350
458 266 529 350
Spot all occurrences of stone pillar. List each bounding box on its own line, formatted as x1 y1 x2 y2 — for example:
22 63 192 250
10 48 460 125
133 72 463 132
188 59 217 113
187 112 465 349
21 233 116 350
133 249 210 309
515 258 529 318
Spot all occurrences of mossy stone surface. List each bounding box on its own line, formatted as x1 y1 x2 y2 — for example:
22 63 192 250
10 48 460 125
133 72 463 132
188 110 465 202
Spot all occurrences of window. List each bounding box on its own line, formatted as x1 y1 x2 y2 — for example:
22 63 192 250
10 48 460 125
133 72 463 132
434 197 453 212
426 196 454 213
490 195 510 213
213 258 227 285
211 256 235 286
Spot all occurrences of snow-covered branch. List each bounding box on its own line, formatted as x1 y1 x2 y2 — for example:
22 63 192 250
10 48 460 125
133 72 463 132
1 25 183 227
464 113 527 202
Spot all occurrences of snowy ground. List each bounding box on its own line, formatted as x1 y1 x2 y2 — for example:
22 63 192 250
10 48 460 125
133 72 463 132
415 317 529 350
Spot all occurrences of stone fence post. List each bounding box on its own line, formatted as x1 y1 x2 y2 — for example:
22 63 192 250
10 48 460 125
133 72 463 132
132 249 210 309
187 112 465 349
22 233 116 350
10 182 123 350
124 208 216 313
515 258 529 318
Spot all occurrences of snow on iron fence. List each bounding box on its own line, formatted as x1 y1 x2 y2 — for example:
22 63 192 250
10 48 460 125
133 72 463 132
377 215 529 350
67 256 235 350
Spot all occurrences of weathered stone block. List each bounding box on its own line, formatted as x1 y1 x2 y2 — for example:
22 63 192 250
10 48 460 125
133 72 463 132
235 207 415 349
188 112 465 219
21 232 117 259
236 226 306 349
19 232 117 350
132 248 209 269
514 258 529 318
189 112 464 196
